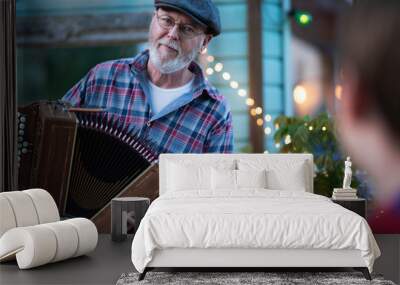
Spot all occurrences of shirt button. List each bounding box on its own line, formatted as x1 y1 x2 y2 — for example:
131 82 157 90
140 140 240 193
146 122 151 127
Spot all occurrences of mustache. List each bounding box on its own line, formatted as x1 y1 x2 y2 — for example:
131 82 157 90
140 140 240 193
157 39 181 53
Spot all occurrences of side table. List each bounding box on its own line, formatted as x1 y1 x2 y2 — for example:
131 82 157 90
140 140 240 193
331 198 367 218
111 197 150 241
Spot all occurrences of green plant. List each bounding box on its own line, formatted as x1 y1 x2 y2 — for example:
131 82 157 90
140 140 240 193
273 113 359 197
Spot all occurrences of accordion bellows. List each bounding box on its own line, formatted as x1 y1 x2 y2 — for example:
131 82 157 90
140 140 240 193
67 112 158 218
17 101 159 224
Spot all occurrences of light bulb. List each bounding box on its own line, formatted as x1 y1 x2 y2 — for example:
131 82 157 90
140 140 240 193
214 63 223 72
284 135 292 145
222 72 231 80
238 89 247 97
246 98 255 106
230 81 239 89
206 68 214 75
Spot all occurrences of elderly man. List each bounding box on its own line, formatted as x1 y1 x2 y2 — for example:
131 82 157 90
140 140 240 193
62 0 233 154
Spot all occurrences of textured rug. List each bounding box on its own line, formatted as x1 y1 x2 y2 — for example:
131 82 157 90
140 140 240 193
116 271 396 285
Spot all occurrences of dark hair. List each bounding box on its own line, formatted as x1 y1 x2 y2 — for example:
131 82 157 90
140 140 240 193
339 0 400 138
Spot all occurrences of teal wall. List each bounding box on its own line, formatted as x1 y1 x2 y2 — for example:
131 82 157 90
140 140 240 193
262 0 292 152
207 0 249 153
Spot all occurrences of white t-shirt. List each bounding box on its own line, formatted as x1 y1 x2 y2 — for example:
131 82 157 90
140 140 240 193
148 78 194 114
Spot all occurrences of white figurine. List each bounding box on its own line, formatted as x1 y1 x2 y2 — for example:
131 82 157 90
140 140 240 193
342 156 352 189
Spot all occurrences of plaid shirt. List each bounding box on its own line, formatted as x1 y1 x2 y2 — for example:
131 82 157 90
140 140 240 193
62 50 233 154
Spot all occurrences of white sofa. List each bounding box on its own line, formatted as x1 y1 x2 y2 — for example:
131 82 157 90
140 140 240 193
131 153 380 281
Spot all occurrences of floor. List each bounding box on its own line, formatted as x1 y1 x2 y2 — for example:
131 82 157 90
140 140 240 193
373 234 400 284
0 235 134 285
1 234 399 285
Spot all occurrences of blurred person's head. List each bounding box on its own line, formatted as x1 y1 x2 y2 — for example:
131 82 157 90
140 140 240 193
338 0 400 201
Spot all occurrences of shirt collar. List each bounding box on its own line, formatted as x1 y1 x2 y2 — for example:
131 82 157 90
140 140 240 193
129 49 221 101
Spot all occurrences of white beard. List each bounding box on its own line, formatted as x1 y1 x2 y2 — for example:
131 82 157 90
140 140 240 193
149 38 200 74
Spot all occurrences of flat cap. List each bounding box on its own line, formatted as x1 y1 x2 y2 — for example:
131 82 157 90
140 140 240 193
154 0 221 36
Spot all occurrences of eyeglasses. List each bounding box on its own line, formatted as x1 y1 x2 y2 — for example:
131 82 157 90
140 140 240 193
155 12 204 39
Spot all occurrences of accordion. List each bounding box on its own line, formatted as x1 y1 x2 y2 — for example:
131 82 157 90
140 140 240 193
17 101 160 232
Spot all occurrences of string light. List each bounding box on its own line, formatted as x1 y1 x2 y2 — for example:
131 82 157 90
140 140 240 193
222 72 231 80
322 126 327 131
205 53 280 150
214 63 223 72
206 67 214 75
246 98 255 106
275 143 281 149
284 135 292 145
238 89 247 97
308 126 313 131
230 81 239 89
